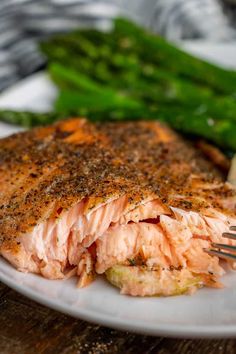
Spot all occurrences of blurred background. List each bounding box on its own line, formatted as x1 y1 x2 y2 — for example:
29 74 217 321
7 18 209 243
0 0 236 92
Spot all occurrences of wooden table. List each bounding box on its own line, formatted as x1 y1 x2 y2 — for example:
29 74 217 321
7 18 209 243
1 282 236 354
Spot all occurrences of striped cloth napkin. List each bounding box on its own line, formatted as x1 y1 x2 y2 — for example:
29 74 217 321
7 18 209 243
0 0 235 91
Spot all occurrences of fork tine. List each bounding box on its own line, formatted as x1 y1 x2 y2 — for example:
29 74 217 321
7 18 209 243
211 243 236 253
222 232 236 240
230 226 236 231
205 248 236 261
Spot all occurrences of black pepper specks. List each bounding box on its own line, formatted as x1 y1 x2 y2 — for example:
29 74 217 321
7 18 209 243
0 118 234 250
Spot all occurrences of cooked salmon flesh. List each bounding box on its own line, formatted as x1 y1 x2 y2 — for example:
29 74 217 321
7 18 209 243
0 118 236 296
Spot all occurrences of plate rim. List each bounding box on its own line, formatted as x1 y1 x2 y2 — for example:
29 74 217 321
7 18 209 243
1 259 236 339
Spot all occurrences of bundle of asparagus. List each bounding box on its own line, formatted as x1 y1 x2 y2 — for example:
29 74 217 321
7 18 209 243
42 18 236 151
1 18 236 151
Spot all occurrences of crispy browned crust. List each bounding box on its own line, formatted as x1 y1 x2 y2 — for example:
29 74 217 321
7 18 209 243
0 118 235 250
196 140 230 173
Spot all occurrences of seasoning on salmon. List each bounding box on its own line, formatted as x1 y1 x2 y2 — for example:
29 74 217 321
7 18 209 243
0 118 236 296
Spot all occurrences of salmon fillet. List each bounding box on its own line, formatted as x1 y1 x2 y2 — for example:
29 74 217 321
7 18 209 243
0 118 236 296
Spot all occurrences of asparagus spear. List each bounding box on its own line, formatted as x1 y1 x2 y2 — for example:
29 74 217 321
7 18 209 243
155 105 236 151
41 30 236 123
49 63 145 112
0 110 65 127
41 18 236 97
49 62 236 125
51 74 236 151
49 60 236 151
113 18 236 96
1 104 236 151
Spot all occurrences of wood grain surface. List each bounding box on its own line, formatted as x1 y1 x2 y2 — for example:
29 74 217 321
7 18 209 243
0 281 236 354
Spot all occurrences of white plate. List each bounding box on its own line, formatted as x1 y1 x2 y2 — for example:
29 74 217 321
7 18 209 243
0 42 236 338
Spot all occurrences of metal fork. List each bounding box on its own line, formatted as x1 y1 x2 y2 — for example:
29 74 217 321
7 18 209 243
205 226 236 261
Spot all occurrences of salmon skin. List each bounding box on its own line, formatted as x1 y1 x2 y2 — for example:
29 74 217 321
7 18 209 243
0 118 236 296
